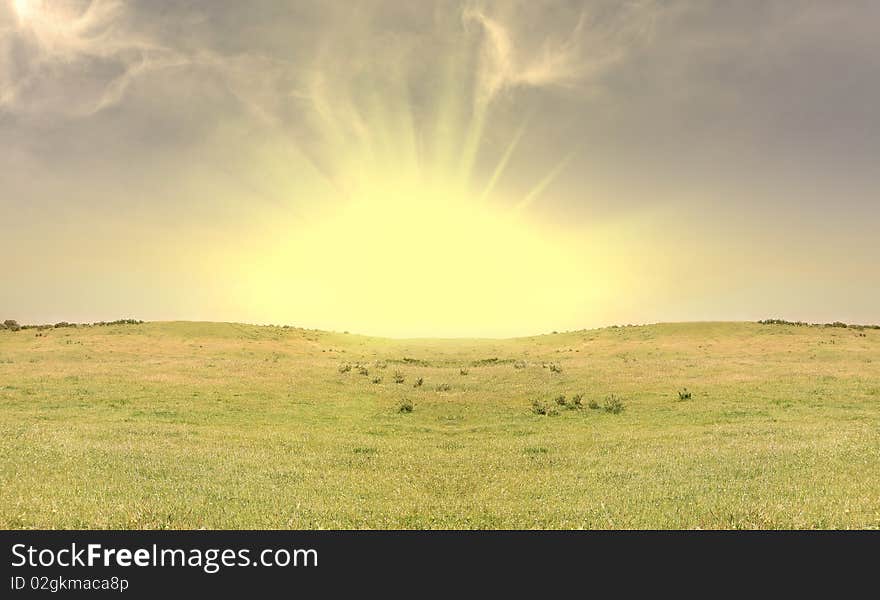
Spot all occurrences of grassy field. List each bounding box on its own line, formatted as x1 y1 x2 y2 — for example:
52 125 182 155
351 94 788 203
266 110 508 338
1 320 878 529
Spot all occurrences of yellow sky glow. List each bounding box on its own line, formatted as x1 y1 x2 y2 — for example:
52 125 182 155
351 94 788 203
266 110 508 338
3 1 878 336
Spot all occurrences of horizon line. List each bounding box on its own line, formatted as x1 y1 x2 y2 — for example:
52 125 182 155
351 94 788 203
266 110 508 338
3 317 879 341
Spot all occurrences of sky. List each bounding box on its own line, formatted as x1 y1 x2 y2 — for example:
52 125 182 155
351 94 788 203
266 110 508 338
1 0 878 337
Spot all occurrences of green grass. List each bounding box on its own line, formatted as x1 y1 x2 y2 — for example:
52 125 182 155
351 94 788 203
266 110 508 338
1 321 878 529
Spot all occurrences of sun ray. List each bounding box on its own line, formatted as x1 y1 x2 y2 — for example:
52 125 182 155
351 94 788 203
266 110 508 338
478 120 528 203
515 151 576 212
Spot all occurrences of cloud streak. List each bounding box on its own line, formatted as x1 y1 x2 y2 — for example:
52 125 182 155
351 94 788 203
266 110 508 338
1 1 657 124
0 0 190 117
464 1 658 107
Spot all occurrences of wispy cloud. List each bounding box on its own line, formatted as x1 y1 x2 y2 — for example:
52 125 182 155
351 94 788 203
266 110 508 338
0 0 189 117
464 1 658 107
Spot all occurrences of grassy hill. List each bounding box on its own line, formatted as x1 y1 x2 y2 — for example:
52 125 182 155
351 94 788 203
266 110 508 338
1 320 878 528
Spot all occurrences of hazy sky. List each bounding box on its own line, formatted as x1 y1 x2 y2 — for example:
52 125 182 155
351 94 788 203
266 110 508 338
2 0 878 337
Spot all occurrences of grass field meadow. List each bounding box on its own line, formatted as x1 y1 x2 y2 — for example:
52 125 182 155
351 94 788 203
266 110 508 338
1 320 878 529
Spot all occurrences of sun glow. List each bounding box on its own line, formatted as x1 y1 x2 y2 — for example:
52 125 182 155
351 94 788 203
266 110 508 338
204 8 609 337
237 173 601 337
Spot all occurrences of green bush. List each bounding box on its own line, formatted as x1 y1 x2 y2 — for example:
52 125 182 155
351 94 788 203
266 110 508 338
393 371 405 384
531 400 559 416
678 388 692 400
398 399 413 413
3 320 20 332
413 377 424 388
603 394 625 414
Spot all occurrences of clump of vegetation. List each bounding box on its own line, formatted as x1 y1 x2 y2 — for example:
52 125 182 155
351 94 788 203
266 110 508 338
92 319 143 326
513 360 527 369
571 393 584 409
459 367 469 376
371 376 382 384
393 371 405 384
374 360 388 370
436 383 451 392
603 394 625 414
357 365 369 376
555 395 567 406
338 362 352 374
397 399 413 413
678 388 692 400
531 400 558 416
401 357 430 366
548 363 563 373
588 399 600 409
759 318 810 327
472 357 499 366
413 377 424 388
3 318 145 332
759 318 880 330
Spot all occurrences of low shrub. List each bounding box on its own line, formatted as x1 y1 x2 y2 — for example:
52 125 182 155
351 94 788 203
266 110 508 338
678 388 692 400
531 400 559 416
398 399 413 413
603 394 625 414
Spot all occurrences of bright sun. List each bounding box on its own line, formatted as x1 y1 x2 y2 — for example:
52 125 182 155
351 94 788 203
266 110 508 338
194 12 613 338
230 168 606 337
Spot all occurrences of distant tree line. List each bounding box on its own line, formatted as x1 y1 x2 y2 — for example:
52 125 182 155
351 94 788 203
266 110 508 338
758 318 880 330
1 319 144 332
